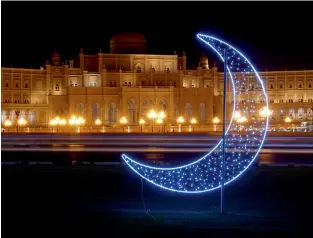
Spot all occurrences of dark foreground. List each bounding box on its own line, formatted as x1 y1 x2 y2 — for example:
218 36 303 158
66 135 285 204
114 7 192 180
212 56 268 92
2 163 313 237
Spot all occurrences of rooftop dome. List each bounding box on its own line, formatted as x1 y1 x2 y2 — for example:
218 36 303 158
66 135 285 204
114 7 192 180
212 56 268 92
110 32 147 54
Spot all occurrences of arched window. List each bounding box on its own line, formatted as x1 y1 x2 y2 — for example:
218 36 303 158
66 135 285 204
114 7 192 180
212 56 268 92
28 111 36 125
76 103 85 116
55 84 60 91
184 103 192 121
127 98 137 124
289 109 295 119
174 104 179 118
9 110 16 121
158 98 168 113
141 98 153 119
1 111 7 123
92 103 101 122
108 103 117 123
298 108 304 120
199 103 207 122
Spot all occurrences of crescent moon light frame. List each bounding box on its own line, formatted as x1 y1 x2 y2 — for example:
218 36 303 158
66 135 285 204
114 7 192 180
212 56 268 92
121 33 269 194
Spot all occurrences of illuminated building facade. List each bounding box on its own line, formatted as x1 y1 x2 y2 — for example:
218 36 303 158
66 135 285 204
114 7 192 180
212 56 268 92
1 32 313 128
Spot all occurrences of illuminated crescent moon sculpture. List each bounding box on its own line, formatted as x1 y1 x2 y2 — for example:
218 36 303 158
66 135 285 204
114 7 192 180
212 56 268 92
121 33 269 193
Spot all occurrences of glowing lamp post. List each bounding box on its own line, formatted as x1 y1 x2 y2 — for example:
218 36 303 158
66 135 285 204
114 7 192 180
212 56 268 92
236 116 248 135
177 116 184 132
69 116 85 133
158 111 166 132
3 119 12 133
4 119 13 127
17 117 27 133
284 116 293 131
119 116 128 132
156 118 163 132
95 119 102 125
212 117 220 132
147 109 157 132
139 118 145 132
50 116 67 133
190 118 197 132
259 106 273 118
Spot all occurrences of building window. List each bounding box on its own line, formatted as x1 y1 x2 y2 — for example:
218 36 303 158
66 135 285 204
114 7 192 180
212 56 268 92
270 84 273 89
173 82 177 87
289 84 292 88
309 84 312 88
128 82 131 87
24 99 29 104
25 83 28 88
280 84 283 89
124 82 128 86
55 84 60 91
14 99 20 104
15 83 19 88
113 81 116 87
299 84 302 88
5 83 9 88
141 81 145 86
110 81 112 87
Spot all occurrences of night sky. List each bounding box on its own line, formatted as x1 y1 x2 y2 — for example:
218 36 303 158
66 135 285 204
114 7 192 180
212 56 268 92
2 2 313 71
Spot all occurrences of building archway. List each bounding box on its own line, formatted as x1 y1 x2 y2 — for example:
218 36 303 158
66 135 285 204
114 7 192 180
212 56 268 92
92 103 101 122
184 103 193 121
199 103 207 123
127 98 137 124
141 98 154 119
108 103 117 123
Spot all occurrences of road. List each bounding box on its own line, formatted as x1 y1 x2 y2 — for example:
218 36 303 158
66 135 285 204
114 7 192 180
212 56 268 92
1 134 313 153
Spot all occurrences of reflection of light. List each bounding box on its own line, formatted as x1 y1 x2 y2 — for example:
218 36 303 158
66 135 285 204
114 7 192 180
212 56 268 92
177 116 184 124
285 117 292 123
50 116 67 126
69 116 85 125
212 117 220 124
139 119 145 125
158 111 166 119
120 116 128 124
18 118 27 126
234 111 241 119
147 110 157 119
156 118 163 124
259 106 272 117
190 118 197 124
4 119 12 127
236 116 247 123
95 119 102 125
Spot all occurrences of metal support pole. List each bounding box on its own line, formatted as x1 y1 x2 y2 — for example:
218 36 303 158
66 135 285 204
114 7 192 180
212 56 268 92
221 49 227 214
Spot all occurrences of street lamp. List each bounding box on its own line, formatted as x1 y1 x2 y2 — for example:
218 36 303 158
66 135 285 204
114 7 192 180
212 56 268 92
236 116 247 135
69 115 85 133
95 119 102 125
120 116 128 132
156 118 163 132
259 106 273 118
284 116 293 131
139 118 145 132
3 119 12 133
190 118 197 132
177 116 184 132
147 109 157 132
17 117 27 133
50 116 67 133
212 117 220 132
4 119 12 127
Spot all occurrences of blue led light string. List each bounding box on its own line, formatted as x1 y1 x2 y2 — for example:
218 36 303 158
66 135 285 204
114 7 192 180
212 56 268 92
122 33 269 193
